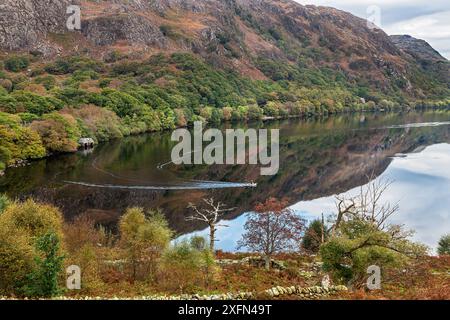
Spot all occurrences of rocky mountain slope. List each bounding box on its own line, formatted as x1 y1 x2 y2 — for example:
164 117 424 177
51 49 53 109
390 35 447 63
0 1 449 176
0 0 448 98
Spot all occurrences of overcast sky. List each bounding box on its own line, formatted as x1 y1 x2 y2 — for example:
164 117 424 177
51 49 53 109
295 0 450 59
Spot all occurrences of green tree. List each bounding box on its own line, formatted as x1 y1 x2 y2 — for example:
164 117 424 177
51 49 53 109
437 234 450 256
320 179 427 287
11 91 64 115
101 89 145 118
23 232 65 297
0 194 10 213
190 236 207 251
302 218 328 253
320 221 426 287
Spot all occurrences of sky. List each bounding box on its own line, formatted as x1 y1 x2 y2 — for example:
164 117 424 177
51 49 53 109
295 0 450 59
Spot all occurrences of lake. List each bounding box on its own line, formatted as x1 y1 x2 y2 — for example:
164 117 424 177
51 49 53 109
1 110 449 253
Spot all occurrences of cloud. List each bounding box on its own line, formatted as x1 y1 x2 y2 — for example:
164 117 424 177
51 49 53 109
385 11 450 58
295 1 450 59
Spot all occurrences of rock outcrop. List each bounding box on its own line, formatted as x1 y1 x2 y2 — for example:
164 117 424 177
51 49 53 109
390 35 447 63
0 0 70 53
82 14 167 47
0 0 442 92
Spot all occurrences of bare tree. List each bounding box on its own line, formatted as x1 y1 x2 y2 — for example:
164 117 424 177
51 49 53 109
331 175 400 234
186 198 234 254
237 198 306 270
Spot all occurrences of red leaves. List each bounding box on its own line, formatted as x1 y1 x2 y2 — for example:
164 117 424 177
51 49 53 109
237 198 306 256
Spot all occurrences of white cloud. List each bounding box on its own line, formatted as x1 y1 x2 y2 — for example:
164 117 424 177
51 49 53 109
295 1 450 59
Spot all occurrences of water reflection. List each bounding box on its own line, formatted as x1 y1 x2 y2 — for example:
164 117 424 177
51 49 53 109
1 111 450 248
183 143 450 253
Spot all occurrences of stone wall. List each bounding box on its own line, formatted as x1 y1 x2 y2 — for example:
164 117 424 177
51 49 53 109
0 285 348 300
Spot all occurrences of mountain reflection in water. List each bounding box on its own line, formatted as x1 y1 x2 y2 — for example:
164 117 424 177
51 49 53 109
182 143 450 253
1 111 449 252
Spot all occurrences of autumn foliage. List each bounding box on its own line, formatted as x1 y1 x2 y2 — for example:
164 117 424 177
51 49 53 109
237 198 306 269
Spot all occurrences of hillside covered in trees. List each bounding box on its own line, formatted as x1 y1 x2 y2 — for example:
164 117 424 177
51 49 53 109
0 0 449 173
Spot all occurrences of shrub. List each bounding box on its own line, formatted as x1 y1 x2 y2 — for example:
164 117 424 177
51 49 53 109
156 106 175 130
119 208 172 281
160 240 218 292
0 116 46 164
103 51 123 63
0 78 13 92
63 214 107 254
63 214 112 293
54 87 97 106
34 75 57 90
222 107 233 121
264 101 281 117
62 105 124 142
0 146 11 169
111 61 150 76
4 56 29 72
0 222 34 295
11 91 64 115
30 112 81 153
0 200 64 295
0 199 63 239
159 25 181 39
45 56 104 75
247 105 264 120
17 112 40 124
190 236 207 251
0 93 18 113
45 59 71 75
174 108 187 127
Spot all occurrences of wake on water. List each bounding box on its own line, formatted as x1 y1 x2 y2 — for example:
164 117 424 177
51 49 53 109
62 152 257 190
383 121 450 129
63 180 257 190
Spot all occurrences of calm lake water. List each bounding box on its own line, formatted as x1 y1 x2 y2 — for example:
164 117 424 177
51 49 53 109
1 111 450 253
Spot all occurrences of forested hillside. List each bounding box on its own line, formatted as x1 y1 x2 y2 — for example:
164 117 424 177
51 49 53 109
0 0 449 173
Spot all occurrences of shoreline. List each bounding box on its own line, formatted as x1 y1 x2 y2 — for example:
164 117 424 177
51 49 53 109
1 105 449 177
